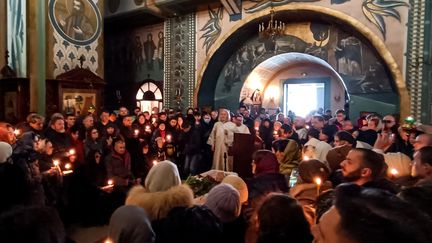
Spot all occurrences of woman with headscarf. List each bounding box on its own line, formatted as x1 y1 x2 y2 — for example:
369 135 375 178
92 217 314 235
108 205 155 243
272 138 302 177
125 160 194 221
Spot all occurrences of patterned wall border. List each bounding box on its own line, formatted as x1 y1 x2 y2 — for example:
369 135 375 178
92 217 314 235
406 0 425 122
164 13 196 111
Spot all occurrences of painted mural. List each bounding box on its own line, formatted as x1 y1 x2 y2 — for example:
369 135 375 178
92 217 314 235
200 7 223 54
49 0 103 77
214 21 394 108
104 23 164 107
48 0 102 46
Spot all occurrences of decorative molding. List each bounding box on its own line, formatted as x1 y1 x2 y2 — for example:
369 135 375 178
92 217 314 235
245 0 321 13
406 0 425 121
164 13 196 111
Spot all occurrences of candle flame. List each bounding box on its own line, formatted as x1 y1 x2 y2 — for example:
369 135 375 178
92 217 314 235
255 127 259 131
314 177 322 186
390 168 399 176
153 160 158 165
13 129 20 136
303 155 310 161
305 125 310 130
69 149 76 155
167 135 171 140
104 238 113 243
53 160 60 166
273 131 278 135
134 129 139 135
65 163 71 170
145 125 150 130
107 179 114 186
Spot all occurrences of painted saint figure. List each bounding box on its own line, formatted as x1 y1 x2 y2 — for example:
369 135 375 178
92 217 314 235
144 33 156 70
59 0 94 41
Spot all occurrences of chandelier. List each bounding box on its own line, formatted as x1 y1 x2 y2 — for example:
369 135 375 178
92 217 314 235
259 8 285 39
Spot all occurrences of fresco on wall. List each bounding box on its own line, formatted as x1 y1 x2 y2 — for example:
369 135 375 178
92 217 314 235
221 0 242 21
7 0 26 77
105 24 164 88
361 0 409 40
49 0 102 46
49 0 102 77
214 21 394 108
201 7 223 54
245 0 321 13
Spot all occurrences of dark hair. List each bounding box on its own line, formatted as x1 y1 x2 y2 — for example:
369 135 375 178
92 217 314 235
335 131 356 146
271 139 289 153
312 115 325 122
86 126 99 140
0 206 65 243
335 109 345 115
335 183 432 243
156 206 223 243
399 185 432 220
315 189 335 223
257 193 313 243
280 124 293 134
417 146 432 166
352 148 385 180
307 128 320 139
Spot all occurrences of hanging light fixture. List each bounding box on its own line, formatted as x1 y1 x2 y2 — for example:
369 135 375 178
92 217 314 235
259 7 285 39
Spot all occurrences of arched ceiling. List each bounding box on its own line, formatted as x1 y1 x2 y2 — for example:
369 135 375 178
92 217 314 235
244 52 346 91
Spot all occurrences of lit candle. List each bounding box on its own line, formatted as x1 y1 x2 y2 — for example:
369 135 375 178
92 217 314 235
390 168 398 179
303 155 310 161
53 159 62 174
65 163 71 170
314 177 322 196
273 130 278 135
305 125 310 129
69 149 76 155
153 160 158 166
152 118 156 124
145 125 151 132
108 179 114 186
102 179 114 190
166 134 171 142
104 238 112 243
134 129 139 136
63 163 73 174
13 129 20 136
255 127 259 131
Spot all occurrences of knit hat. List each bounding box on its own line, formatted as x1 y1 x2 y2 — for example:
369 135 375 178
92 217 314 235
298 159 330 183
204 184 241 223
0 142 12 163
221 175 248 204
326 145 351 171
145 160 181 193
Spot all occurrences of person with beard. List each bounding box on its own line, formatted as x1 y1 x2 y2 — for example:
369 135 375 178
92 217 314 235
44 116 71 155
340 148 399 193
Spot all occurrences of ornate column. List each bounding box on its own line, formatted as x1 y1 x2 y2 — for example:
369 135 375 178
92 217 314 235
164 13 196 111
406 0 430 122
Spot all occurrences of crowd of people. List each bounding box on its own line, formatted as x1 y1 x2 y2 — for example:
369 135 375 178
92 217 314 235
1 105 432 243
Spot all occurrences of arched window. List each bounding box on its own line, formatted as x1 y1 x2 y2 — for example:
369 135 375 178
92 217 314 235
136 80 163 112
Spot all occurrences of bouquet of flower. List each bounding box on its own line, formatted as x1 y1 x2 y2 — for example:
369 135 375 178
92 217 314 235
185 175 219 197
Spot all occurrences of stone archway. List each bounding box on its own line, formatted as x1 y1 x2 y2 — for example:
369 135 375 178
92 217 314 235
195 4 409 119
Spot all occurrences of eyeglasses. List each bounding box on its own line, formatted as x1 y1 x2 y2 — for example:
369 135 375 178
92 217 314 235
382 120 395 124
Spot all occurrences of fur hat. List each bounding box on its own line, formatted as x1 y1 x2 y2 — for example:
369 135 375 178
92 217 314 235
0 142 12 163
326 145 351 171
298 159 330 183
221 175 248 204
204 184 240 223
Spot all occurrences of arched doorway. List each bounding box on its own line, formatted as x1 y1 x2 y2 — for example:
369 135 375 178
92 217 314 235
239 53 349 117
195 5 409 120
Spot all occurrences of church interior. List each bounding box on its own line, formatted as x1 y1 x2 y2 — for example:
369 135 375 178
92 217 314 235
2 0 432 243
